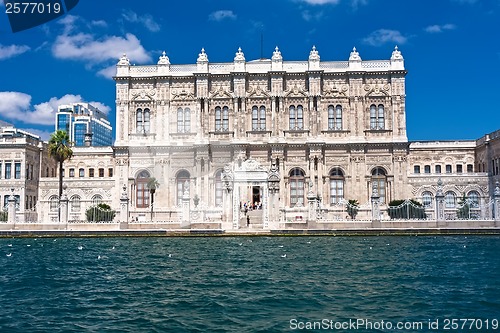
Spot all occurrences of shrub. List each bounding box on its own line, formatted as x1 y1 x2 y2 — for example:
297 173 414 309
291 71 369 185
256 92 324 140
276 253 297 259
86 203 116 222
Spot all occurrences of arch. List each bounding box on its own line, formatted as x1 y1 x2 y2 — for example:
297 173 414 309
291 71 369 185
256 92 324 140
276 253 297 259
444 191 456 208
371 167 387 203
49 195 58 212
289 168 305 206
91 195 103 205
70 195 81 213
467 190 480 207
176 170 190 205
136 170 151 208
421 191 433 208
329 167 344 204
214 169 223 207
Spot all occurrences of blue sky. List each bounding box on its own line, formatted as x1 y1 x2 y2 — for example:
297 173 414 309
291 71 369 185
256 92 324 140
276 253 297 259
0 0 499 141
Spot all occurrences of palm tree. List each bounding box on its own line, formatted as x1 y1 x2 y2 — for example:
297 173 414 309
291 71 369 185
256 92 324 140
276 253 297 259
147 177 160 220
48 130 73 199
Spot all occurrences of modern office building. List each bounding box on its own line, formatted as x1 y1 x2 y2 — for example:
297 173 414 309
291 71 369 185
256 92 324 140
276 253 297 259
56 103 113 147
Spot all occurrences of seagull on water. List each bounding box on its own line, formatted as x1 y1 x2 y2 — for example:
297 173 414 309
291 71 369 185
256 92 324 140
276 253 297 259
281 254 287 258
112 246 115 250
26 244 31 247
278 245 284 248
168 253 172 258
77 246 83 250
6 253 12 257
306 241 311 244
97 255 101 260
7 244 12 247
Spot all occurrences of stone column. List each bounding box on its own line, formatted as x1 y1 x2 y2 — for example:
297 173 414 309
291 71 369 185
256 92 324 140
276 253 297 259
7 189 16 224
307 181 317 223
494 182 500 226
119 185 129 228
181 183 190 228
435 178 445 226
371 183 381 228
60 190 68 224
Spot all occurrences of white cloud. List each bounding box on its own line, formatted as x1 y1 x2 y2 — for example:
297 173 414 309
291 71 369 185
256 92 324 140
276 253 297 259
424 24 456 33
0 44 30 60
97 65 117 79
302 10 324 21
209 10 237 21
362 29 408 46
0 92 110 126
22 128 53 141
122 10 160 32
299 0 340 4
90 20 108 28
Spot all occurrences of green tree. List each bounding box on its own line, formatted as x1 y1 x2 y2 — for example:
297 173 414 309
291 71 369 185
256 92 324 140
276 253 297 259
86 203 116 222
48 130 73 199
346 199 359 219
387 199 426 219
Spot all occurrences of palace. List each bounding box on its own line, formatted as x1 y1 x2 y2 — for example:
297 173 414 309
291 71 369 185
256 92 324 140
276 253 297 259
2 46 499 229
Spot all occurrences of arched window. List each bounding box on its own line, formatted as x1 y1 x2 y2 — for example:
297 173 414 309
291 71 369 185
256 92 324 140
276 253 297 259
289 168 305 206
176 170 190 206
467 191 480 208
328 105 342 130
215 170 223 207
136 170 150 208
329 168 344 204
252 105 266 130
371 167 387 203
445 191 456 208
177 107 191 133
136 108 143 133
289 105 304 130
215 106 222 131
70 195 81 213
422 191 433 208
222 106 229 131
370 104 385 130
49 195 58 212
92 195 103 205
136 108 151 134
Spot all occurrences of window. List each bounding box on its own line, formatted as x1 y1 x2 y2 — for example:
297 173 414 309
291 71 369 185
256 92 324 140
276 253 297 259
445 191 456 208
445 165 452 174
177 107 191 133
99 168 104 177
289 105 304 130
70 195 81 213
46 167 49 177
92 195 103 205
252 106 266 130
422 191 433 208
136 170 150 208
424 165 431 174
289 168 305 206
371 167 387 203
79 168 85 177
15 162 21 179
49 195 58 212
215 106 229 131
5 162 11 179
435 165 441 174
108 168 113 177
414 165 420 174
0 162 2 178
136 108 151 134
215 170 223 207
176 170 190 206
370 104 385 130
328 105 342 130
456 164 463 173
89 168 95 177
69 168 75 177
329 168 344 204
467 164 473 173
467 191 480 208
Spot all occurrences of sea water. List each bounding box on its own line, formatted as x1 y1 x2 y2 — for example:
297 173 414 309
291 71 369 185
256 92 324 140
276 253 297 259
1 236 499 332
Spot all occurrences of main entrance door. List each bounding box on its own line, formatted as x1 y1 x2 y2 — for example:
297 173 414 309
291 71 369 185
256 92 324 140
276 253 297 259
252 186 261 206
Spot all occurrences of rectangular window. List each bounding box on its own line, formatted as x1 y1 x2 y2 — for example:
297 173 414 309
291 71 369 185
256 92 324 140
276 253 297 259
69 168 75 177
0 162 2 179
15 162 21 179
108 168 113 177
414 165 420 174
89 168 94 177
467 164 473 173
456 164 463 173
5 162 11 179
99 168 104 177
445 165 452 174
79 168 85 177
424 165 431 174
435 165 441 174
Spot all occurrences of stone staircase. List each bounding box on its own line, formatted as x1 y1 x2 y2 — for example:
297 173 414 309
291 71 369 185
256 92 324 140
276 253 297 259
241 209 263 229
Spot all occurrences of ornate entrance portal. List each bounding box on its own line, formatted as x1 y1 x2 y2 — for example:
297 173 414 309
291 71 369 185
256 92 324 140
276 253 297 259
221 158 280 229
